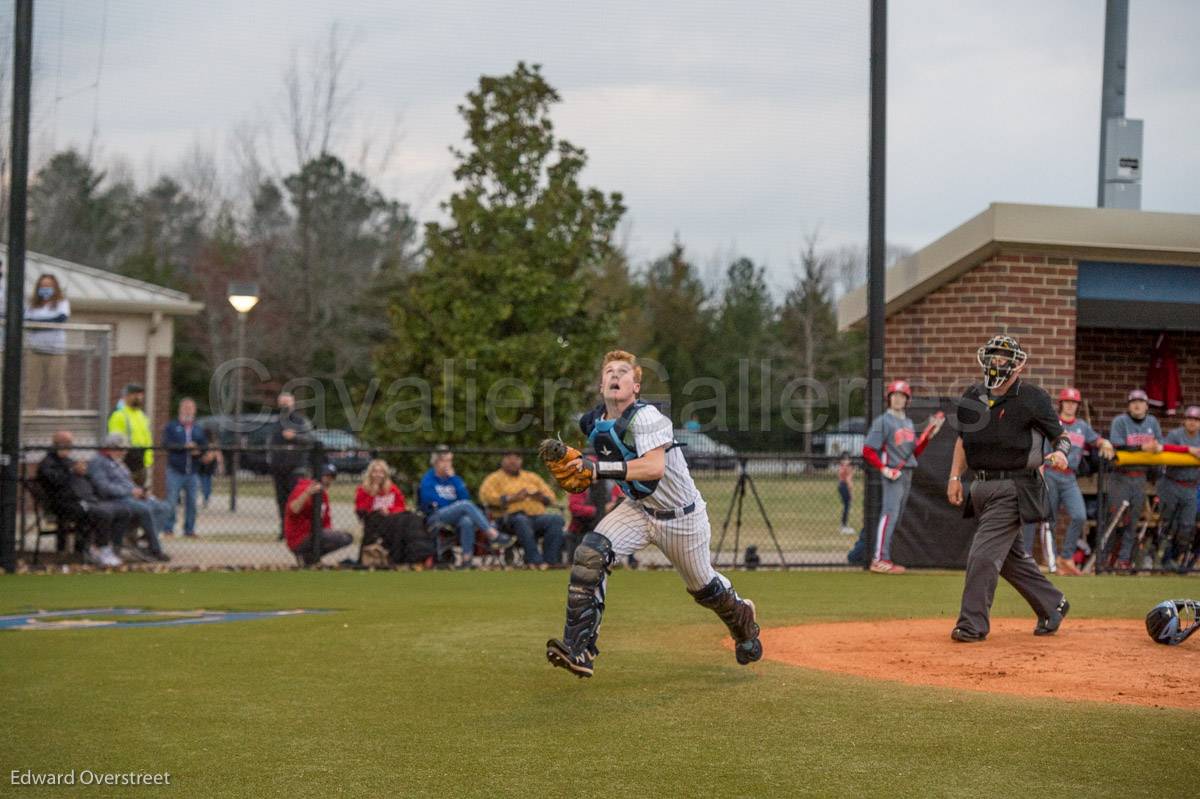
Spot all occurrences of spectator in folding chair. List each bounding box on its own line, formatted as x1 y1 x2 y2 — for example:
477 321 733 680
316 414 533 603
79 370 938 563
355 459 435 566
285 463 353 566
480 450 565 569
37 430 131 567
418 446 513 570
87 433 171 562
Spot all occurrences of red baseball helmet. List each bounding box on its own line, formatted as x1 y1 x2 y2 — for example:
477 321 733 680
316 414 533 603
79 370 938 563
1058 387 1082 403
886 380 912 400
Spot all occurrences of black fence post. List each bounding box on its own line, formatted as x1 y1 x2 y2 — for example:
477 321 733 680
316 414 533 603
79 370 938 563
863 0 888 570
0 0 34 575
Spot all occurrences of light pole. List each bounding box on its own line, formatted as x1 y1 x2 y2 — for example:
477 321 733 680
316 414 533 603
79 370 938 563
227 282 259 512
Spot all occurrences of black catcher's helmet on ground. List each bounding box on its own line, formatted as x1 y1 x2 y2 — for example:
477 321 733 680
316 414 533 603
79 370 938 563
976 335 1028 390
1145 599 1200 646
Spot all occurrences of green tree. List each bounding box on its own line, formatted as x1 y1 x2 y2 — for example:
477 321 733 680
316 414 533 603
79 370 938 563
246 154 417 421
28 150 129 267
777 236 840 454
114 176 206 289
708 257 777 448
633 241 714 424
374 62 625 455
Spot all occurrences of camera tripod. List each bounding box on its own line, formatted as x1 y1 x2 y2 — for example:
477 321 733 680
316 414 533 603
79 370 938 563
713 458 787 568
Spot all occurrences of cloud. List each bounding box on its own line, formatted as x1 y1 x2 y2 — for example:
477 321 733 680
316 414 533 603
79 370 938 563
10 0 1198 293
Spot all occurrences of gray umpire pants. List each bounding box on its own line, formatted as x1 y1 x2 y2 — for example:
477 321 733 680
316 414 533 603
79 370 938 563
957 479 1064 638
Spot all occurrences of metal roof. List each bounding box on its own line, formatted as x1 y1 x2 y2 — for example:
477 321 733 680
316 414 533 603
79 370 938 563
837 203 1200 331
11 248 203 316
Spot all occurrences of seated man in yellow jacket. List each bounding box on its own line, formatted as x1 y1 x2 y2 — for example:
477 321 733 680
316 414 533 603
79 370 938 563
479 450 565 569
107 383 154 486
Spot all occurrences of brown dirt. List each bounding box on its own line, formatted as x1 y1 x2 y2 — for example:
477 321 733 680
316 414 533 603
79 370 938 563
757 618 1200 709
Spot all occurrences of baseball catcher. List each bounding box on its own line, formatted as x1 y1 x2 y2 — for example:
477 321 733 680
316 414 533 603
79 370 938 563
1145 599 1200 646
543 350 761 678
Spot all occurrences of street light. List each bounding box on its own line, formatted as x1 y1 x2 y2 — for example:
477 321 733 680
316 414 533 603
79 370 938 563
227 282 259 512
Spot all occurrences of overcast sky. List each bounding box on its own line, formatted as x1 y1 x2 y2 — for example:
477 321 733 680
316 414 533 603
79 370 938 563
11 0 1200 294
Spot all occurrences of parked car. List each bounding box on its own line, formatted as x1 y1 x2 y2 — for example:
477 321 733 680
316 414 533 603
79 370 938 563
196 413 278 475
311 429 373 475
816 416 866 458
673 429 738 471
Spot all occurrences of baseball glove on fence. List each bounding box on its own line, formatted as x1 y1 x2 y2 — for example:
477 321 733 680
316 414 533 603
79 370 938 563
539 438 592 494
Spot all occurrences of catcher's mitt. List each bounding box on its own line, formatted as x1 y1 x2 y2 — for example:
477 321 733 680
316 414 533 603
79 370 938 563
538 438 592 494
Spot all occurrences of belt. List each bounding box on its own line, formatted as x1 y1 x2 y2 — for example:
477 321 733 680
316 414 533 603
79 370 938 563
1117 470 1146 477
972 468 1036 482
1169 478 1199 487
645 502 696 520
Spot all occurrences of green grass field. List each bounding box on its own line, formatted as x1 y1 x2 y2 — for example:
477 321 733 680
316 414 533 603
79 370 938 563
2 570 1194 798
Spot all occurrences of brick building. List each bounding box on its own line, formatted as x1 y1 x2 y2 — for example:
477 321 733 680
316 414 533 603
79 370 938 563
838 203 1200 430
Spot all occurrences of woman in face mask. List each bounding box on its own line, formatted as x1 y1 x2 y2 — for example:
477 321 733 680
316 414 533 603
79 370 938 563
25 273 71 410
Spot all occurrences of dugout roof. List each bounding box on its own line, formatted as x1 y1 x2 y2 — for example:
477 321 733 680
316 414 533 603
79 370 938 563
837 202 1200 332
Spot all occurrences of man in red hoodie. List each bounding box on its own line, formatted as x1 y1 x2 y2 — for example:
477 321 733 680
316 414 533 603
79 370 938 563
285 463 353 565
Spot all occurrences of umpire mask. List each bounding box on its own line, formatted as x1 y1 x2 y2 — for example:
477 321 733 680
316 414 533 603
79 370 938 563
976 335 1027 390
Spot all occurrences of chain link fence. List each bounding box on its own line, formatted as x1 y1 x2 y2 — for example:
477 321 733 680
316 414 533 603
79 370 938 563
15 443 868 571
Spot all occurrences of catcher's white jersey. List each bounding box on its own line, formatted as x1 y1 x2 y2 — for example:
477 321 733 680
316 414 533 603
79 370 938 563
594 403 727 592
624 404 699 512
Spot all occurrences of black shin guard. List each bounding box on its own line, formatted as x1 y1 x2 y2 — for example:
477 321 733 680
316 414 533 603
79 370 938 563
689 576 762 664
561 532 614 656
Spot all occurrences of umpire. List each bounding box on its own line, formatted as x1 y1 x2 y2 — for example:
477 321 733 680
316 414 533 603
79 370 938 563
946 335 1072 643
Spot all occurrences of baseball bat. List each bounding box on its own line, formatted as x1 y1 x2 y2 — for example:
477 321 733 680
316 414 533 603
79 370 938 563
1041 521 1055 573
1084 499 1130 574
914 411 945 452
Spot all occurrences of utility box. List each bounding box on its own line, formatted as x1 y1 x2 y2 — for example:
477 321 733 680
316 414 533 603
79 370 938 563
1102 117 1143 209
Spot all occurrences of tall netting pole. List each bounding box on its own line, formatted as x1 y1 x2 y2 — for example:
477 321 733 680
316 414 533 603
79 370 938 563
0 0 35 575
863 0 887 566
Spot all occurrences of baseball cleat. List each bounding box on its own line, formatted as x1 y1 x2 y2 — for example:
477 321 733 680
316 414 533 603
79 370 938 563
734 599 763 665
950 627 986 643
1034 598 1070 636
869 559 906 574
546 639 594 678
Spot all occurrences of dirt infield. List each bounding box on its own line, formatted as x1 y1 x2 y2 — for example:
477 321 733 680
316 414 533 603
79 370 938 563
759 618 1200 709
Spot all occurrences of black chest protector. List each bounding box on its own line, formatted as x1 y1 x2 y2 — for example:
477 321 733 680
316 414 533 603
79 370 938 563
579 401 664 500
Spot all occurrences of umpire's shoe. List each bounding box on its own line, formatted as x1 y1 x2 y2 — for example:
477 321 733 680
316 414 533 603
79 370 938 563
546 639 595 678
950 627 986 643
1034 598 1070 636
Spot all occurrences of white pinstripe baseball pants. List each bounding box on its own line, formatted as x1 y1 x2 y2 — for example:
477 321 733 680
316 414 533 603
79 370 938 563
594 499 729 592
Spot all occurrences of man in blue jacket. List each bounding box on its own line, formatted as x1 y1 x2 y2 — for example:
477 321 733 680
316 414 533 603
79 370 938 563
418 446 513 569
162 397 209 537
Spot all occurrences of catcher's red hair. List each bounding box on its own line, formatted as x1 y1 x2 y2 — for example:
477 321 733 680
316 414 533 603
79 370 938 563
602 350 642 384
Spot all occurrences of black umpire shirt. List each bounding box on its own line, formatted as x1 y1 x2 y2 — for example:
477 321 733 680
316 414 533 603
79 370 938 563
955 380 1067 471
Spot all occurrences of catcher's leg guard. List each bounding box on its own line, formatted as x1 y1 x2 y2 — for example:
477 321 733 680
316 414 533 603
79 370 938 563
546 532 613 677
689 576 762 665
